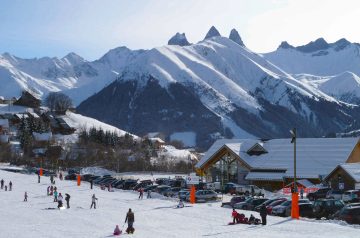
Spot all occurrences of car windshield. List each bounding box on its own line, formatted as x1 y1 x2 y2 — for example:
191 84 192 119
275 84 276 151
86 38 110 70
245 197 253 203
281 201 291 206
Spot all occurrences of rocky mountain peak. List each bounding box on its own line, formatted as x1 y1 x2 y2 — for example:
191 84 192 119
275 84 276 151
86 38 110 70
168 33 190 46
204 26 221 40
229 29 244 46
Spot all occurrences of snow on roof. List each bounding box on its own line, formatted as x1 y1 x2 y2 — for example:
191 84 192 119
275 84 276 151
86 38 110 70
338 163 360 182
149 137 165 144
245 171 285 181
196 138 359 179
285 179 314 188
0 119 9 127
32 132 52 141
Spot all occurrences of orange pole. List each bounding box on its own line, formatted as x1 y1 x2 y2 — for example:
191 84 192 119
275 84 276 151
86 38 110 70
77 174 81 186
39 168 43 176
291 192 299 219
190 185 196 204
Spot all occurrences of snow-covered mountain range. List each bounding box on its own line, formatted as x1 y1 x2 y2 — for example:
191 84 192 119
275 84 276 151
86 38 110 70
2 26 360 149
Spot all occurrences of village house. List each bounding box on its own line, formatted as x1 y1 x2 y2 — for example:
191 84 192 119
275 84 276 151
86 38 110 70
13 91 41 108
324 163 360 190
195 138 360 191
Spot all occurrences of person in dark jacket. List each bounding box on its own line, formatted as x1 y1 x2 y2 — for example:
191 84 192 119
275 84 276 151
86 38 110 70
125 208 135 234
65 193 71 208
9 181 12 191
259 203 267 225
38 174 40 183
1 179 4 189
90 179 93 189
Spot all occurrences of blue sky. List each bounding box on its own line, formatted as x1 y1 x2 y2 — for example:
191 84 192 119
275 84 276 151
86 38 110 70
1 0 360 60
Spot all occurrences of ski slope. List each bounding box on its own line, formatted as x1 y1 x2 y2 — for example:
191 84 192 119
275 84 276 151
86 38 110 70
0 169 359 238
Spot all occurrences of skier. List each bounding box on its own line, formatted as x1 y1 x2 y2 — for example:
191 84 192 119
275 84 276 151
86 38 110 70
24 192 28 202
260 203 267 225
113 225 122 236
300 187 304 199
177 199 184 208
90 194 98 209
9 181 12 191
65 193 71 209
90 179 93 189
125 208 135 234
57 193 63 208
54 190 58 202
1 179 4 189
147 189 152 199
138 188 144 199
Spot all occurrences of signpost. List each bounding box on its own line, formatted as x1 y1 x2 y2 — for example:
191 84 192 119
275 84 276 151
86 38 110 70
187 173 199 204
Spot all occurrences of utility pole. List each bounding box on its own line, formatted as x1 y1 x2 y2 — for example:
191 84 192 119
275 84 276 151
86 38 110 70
290 128 299 219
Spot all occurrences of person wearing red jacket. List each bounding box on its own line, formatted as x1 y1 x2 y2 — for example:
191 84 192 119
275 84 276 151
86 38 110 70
232 209 239 223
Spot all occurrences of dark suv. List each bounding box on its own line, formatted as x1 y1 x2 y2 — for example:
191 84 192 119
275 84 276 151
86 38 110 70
333 205 360 224
306 188 331 201
313 199 345 219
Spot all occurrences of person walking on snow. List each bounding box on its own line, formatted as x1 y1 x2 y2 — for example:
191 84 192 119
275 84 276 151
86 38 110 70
24 192 28 202
260 203 267 225
147 189 152 199
5 185 7 191
232 209 239 223
38 174 40 183
125 208 135 234
90 194 98 209
138 188 144 199
57 193 63 208
90 179 93 189
54 190 58 202
65 193 70 209
9 181 12 191
1 179 4 189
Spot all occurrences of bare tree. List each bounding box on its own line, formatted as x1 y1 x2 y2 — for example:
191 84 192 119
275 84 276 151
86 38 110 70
45 92 73 114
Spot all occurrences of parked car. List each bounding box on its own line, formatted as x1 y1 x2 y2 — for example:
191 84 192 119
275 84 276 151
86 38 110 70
179 189 190 201
326 190 344 200
313 199 345 219
155 185 172 195
229 196 247 207
333 205 360 224
254 198 287 214
285 203 314 217
224 183 241 194
186 190 218 202
306 187 331 201
122 179 138 190
163 187 182 197
234 197 268 210
144 185 158 192
65 174 77 180
133 180 153 191
272 199 311 217
342 190 360 203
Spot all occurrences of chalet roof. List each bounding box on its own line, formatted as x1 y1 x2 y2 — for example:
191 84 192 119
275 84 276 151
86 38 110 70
196 138 359 180
245 171 285 181
325 163 360 183
149 137 165 144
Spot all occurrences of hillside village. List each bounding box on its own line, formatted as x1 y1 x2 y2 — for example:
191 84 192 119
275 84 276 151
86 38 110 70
0 91 198 173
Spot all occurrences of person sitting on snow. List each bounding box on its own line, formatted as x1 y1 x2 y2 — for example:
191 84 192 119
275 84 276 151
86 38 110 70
113 225 122 236
177 199 184 208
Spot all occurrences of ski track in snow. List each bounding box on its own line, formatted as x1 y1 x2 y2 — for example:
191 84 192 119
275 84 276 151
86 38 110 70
0 169 359 238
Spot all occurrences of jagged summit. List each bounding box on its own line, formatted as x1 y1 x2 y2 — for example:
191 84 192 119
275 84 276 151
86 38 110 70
296 38 329 53
62 52 84 64
168 33 190 46
278 41 295 49
229 29 244 46
204 26 221 40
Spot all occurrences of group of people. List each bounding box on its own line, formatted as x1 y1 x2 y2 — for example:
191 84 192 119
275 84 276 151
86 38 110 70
231 203 268 225
1 179 12 191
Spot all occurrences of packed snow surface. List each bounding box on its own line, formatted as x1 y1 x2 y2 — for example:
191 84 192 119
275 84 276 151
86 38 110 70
0 169 359 238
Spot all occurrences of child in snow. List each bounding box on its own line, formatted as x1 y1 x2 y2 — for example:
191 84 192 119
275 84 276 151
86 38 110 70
24 192 28 202
9 181 12 191
138 188 144 199
4 185 7 191
57 193 63 208
113 225 122 236
147 189 152 199
50 186 54 196
65 193 70 209
47 186 50 196
0 179 4 189
177 199 184 208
